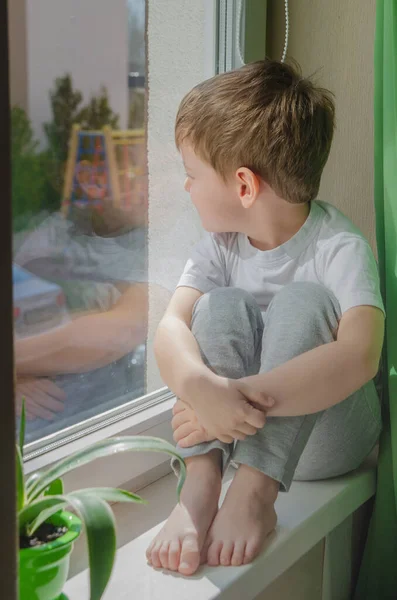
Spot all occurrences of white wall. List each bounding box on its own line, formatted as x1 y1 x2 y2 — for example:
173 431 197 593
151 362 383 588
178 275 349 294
146 0 217 391
26 0 129 145
267 0 376 249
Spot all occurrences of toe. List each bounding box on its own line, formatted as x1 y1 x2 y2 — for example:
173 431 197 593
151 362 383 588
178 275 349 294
146 544 153 563
159 541 170 570
178 533 201 576
200 548 207 565
151 541 163 568
207 541 223 566
243 540 261 565
231 541 246 566
168 540 181 571
146 538 156 563
220 541 234 566
200 536 211 565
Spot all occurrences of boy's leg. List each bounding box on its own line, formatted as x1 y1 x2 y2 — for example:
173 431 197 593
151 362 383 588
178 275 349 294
173 287 264 469
146 450 222 575
147 287 263 575
233 281 381 489
205 282 381 567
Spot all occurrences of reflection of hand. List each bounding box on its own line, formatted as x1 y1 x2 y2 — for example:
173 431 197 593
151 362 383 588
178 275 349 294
16 377 66 421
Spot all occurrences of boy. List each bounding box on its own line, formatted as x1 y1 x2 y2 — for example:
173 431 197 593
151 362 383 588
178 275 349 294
146 59 384 576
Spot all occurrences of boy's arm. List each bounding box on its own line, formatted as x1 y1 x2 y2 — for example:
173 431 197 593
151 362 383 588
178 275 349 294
242 305 384 417
156 286 272 442
154 286 209 396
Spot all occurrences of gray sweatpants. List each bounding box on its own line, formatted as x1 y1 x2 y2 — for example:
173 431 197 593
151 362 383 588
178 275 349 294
175 283 382 492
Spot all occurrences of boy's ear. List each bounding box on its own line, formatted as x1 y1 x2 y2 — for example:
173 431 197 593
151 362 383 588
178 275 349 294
235 167 261 208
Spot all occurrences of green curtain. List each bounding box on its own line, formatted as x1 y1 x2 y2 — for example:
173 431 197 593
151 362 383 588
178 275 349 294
354 1 397 598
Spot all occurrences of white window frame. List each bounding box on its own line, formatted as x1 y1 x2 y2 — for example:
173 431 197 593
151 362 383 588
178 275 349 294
218 0 246 73
24 0 219 489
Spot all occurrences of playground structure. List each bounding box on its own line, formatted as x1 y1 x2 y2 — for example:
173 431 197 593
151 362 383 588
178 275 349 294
62 124 145 215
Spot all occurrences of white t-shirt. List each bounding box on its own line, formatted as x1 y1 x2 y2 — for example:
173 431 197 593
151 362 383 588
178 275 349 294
177 200 385 318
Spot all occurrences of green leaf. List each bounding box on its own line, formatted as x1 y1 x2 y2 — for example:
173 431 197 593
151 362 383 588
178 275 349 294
16 445 25 513
71 487 147 505
19 399 26 457
25 471 41 492
68 493 116 600
19 496 68 536
21 488 145 538
27 436 186 502
44 478 64 497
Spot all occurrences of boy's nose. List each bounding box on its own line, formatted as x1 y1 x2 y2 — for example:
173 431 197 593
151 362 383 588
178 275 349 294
184 178 191 193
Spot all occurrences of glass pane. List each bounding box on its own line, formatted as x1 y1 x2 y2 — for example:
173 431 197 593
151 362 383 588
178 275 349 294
217 0 268 74
10 0 148 445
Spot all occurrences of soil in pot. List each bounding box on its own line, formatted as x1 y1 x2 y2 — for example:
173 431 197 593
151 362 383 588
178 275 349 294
20 522 68 549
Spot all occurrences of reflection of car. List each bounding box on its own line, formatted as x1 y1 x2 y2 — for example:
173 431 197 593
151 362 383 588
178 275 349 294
13 265 68 337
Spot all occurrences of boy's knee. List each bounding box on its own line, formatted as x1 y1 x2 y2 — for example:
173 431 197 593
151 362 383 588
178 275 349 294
269 282 341 321
192 287 262 331
261 283 342 356
194 287 260 315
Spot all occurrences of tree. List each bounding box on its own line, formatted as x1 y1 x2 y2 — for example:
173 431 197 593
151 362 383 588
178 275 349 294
11 106 47 230
77 86 119 131
128 90 145 129
44 74 83 164
43 75 120 205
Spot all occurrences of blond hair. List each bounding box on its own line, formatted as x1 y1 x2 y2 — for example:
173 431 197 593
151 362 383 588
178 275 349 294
175 59 335 204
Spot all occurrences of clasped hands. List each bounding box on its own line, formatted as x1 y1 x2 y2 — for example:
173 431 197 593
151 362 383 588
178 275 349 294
172 371 274 447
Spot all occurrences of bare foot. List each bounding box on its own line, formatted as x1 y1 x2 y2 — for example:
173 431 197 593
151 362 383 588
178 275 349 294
204 464 278 567
146 451 222 575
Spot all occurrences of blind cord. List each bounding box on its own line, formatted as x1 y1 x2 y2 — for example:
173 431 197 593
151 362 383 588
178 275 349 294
236 0 289 65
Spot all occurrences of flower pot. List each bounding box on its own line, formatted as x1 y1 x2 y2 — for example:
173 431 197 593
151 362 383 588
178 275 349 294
19 511 81 600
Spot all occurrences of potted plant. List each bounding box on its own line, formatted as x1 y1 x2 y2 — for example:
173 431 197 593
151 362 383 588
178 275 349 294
17 404 186 600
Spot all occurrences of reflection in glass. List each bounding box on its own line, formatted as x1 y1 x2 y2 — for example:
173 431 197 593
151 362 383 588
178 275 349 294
11 0 147 444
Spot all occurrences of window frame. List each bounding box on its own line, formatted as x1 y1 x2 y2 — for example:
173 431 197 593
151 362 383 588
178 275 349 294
218 0 268 72
2 0 17 596
218 0 246 73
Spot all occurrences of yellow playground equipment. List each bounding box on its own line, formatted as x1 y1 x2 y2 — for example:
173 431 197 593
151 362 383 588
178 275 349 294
62 124 145 215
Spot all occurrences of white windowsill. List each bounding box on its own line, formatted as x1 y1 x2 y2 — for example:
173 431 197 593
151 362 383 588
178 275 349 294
64 454 376 600
24 397 175 495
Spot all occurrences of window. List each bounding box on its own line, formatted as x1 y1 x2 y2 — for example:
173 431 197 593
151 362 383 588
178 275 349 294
218 0 268 73
10 0 270 460
10 0 217 458
11 0 148 450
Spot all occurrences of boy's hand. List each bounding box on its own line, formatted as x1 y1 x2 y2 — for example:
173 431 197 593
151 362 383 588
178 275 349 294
177 373 274 445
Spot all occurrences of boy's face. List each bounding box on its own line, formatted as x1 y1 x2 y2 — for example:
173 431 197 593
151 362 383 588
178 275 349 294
181 144 245 233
